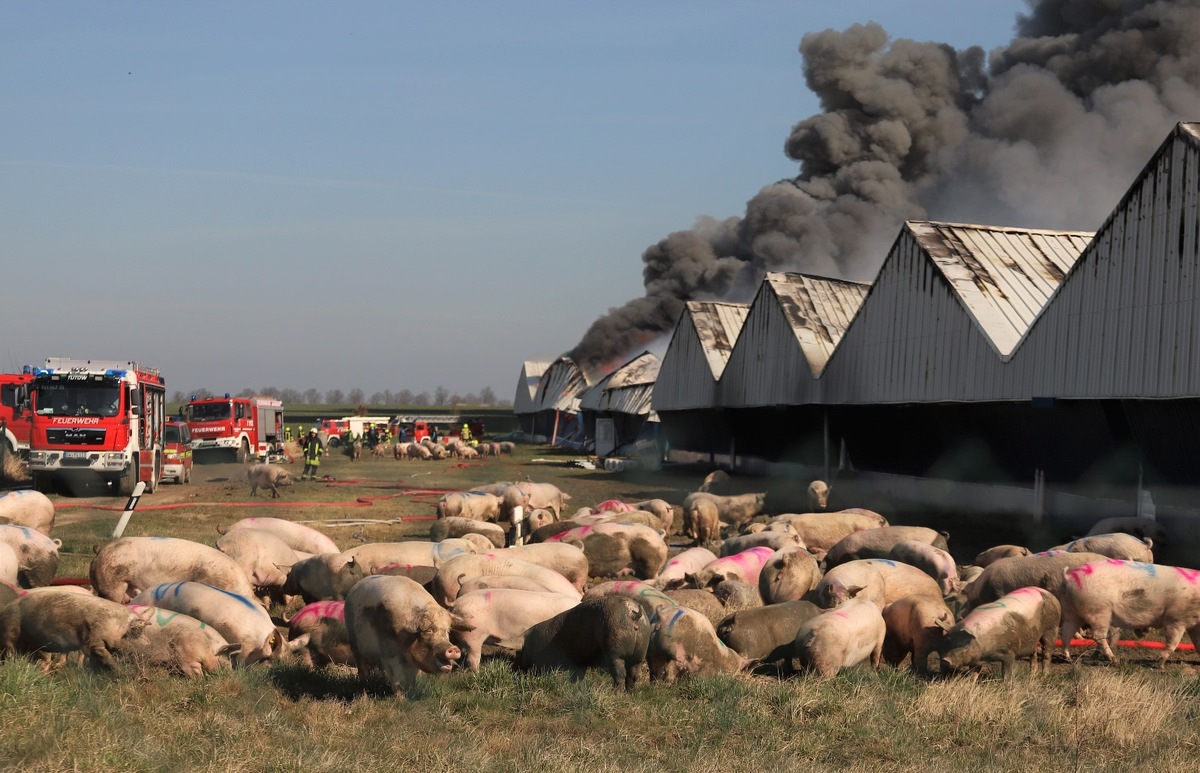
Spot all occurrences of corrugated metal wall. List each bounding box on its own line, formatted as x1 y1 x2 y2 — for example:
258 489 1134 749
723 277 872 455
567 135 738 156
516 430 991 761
653 302 747 411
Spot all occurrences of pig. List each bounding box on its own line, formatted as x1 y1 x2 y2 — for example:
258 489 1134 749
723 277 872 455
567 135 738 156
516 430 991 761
284 553 355 603
1086 517 1168 546
393 442 411 459
629 499 675 534
965 551 1107 609
814 559 943 610
768 510 889 557
458 446 479 460
653 547 718 590
698 469 731 495
430 553 582 606
759 546 823 604
287 600 353 668
246 463 293 498
528 521 578 543
594 499 634 513
341 539 478 576
717 600 824 663
719 530 804 557
881 595 955 675
123 604 240 677
460 574 563 595
974 545 1032 568
0 581 18 607
1049 533 1155 563
793 598 886 678
647 605 748 682
591 510 665 532
90 537 256 604
498 441 515 454
344 575 466 696
436 491 503 522
429 517 506 549
889 539 959 596
215 528 297 597
824 526 949 569
220 517 340 555
937 586 1061 678
0 590 147 671
408 443 433 461
132 581 290 666
682 491 767 531
807 480 829 511
484 543 590 592
685 547 776 590
0 524 60 588
712 580 762 614
449 588 581 671
1057 559 1200 665
663 589 727 625
549 522 668 580
0 541 19 588
517 595 651 691
583 580 681 621
508 482 572 520
0 490 55 536
347 441 362 461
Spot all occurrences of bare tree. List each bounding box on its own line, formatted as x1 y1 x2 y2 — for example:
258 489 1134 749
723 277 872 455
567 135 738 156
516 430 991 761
433 386 449 406
326 389 345 405
189 388 214 399
397 389 414 405
171 390 186 403
280 388 301 404
412 391 430 407
303 388 321 404
478 386 496 406
347 388 365 405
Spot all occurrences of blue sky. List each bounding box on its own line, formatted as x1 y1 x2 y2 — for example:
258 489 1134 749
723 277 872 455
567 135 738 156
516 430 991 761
1 1 1026 401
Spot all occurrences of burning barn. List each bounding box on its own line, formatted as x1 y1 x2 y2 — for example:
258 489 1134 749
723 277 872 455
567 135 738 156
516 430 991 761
578 351 660 457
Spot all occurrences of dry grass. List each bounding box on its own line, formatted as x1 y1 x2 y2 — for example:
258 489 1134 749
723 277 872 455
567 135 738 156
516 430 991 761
6 446 1200 770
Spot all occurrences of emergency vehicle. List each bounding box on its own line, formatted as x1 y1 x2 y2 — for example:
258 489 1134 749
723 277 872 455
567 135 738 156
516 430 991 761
28 358 166 495
317 416 392 447
185 394 285 463
387 415 483 443
0 369 34 457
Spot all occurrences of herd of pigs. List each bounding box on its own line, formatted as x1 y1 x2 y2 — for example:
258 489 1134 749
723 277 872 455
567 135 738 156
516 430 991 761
0 469 1192 697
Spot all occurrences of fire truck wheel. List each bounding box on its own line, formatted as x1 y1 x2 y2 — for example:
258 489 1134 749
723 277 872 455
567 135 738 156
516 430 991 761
116 464 136 497
236 440 250 464
328 437 341 449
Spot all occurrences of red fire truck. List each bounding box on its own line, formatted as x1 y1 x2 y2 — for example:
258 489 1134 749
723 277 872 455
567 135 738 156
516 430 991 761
28 358 166 495
0 369 34 458
185 394 285 463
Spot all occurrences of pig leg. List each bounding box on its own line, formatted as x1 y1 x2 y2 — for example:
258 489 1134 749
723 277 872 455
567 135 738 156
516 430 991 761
453 627 487 673
1159 623 1188 667
1058 616 1081 663
83 638 118 671
605 657 627 691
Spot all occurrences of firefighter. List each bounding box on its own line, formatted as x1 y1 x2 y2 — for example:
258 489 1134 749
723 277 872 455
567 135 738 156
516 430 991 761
302 428 323 480
460 423 472 444
284 426 293 443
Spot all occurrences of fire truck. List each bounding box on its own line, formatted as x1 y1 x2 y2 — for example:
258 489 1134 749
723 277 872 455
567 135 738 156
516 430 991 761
0 369 34 458
27 358 166 495
185 394 285 463
317 416 391 447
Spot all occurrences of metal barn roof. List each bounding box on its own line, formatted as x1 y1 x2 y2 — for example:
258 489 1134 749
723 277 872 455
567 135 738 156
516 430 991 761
512 360 550 415
652 301 749 412
531 356 589 414
716 273 869 407
580 351 660 416
908 221 1093 357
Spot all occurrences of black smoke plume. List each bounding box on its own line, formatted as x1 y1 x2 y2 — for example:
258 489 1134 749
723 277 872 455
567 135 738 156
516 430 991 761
569 0 1200 380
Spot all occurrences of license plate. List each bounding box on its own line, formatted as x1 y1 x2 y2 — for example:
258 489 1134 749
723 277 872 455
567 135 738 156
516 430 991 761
64 451 88 459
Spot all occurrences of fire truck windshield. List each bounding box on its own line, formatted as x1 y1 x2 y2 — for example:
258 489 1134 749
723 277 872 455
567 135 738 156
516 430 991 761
188 402 231 421
34 383 121 417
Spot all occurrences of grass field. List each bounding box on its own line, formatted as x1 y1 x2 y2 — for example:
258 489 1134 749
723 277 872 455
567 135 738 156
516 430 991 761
7 445 1200 771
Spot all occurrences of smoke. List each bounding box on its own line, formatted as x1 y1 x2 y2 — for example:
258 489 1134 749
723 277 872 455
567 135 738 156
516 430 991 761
569 0 1200 380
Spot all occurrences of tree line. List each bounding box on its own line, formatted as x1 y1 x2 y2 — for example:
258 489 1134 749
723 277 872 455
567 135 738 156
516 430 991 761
170 385 509 408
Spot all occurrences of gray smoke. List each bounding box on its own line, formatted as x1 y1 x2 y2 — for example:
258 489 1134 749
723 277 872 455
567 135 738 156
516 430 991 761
570 0 1200 380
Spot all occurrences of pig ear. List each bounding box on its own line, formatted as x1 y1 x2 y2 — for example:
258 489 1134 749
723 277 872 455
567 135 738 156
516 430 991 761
935 616 954 632
844 584 866 599
450 615 475 633
286 634 311 652
218 644 242 657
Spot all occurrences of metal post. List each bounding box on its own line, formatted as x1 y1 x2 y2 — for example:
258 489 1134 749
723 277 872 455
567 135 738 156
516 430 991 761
112 481 147 539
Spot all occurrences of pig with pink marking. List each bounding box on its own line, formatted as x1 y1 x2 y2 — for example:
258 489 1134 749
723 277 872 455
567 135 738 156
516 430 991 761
1057 558 1200 664
686 547 775 590
937 586 1060 678
287 600 355 668
652 547 718 590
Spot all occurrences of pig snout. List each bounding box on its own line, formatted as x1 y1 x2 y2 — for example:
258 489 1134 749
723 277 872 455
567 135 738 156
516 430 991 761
439 644 463 671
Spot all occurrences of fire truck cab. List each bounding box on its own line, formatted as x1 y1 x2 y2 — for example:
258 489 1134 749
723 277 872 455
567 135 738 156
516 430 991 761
0 369 34 458
28 358 166 496
186 395 285 463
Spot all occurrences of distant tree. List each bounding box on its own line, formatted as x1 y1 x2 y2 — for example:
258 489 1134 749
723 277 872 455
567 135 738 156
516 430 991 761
433 386 449 406
498 398 513 408
190 388 214 399
369 392 385 405
464 392 480 405
397 389 414 405
170 390 186 403
303 388 321 404
449 393 463 405
478 386 496 406
259 387 281 398
326 389 344 405
280 388 301 404
347 388 365 405
412 391 430 407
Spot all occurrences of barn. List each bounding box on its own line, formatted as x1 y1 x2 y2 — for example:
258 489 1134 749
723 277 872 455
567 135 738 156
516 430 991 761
578 351 660 457
524 356 589 445
511 360 550 436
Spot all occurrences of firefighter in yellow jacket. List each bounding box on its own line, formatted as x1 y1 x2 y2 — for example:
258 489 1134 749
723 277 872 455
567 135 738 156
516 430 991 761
302 428 323 480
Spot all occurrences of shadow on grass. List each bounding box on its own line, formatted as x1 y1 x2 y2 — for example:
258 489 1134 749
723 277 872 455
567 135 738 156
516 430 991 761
267 663 392 702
